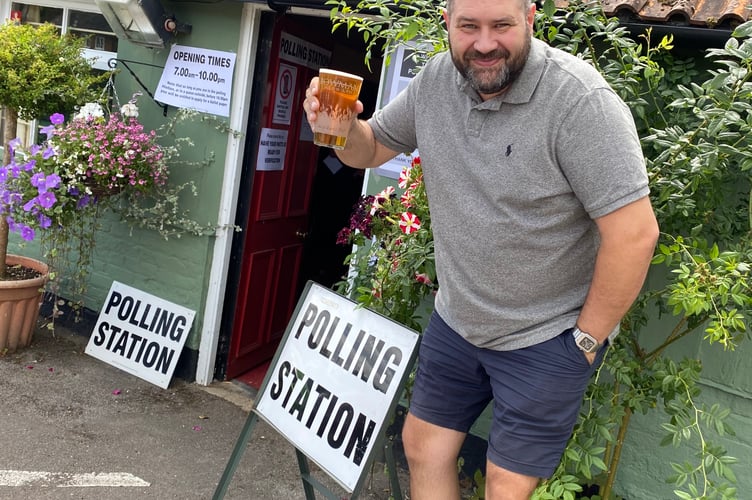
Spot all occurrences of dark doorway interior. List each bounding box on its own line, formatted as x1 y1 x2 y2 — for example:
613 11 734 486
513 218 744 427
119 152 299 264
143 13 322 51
217 10 382 384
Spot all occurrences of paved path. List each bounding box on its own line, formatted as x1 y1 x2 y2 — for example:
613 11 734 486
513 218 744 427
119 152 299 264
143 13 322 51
0 326 410 499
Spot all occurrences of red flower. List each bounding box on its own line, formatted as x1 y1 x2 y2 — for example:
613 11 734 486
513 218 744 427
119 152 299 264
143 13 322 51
371 186 395 215
399 212 421 234
401 191 413 207
398 167 411 189
415 273 433 285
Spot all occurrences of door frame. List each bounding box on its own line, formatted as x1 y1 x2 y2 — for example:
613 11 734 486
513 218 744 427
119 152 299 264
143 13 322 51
196 4 332 385
196 5 341 384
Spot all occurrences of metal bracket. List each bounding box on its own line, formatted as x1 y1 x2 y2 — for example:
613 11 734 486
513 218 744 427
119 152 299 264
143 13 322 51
107 58 169 116
267 0 289 13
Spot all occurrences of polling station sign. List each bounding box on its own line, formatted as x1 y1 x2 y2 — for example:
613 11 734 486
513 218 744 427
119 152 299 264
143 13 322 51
85 282 195 389
254 282 419 493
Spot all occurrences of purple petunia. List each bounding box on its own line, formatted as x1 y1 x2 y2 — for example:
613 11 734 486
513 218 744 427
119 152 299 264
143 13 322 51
7 138 21 157
39 124 55 138
37 191 56 209
38 213 52 229
19 225 35 241
76 194 92 208
22 199 36 212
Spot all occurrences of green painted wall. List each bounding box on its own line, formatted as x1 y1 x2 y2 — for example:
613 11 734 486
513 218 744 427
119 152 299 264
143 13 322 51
616 340 752 498
612 265 752 497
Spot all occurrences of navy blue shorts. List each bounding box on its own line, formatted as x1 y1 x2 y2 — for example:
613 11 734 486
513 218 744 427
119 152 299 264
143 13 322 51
409 312 607 478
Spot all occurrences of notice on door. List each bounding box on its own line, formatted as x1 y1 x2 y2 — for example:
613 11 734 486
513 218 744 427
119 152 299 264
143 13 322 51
254 281 420 493
85 281 196 389
155 44 237 117
256 128 288 171
273 63 297 125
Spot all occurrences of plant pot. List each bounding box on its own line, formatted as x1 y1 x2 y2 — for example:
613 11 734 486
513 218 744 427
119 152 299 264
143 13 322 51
0 255 49 354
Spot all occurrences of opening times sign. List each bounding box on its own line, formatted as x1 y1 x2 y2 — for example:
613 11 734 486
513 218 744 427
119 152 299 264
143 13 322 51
254 282 419 492
155 44 237 117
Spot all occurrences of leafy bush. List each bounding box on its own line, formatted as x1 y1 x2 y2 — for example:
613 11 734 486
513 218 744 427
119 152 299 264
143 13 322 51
330 0 752 498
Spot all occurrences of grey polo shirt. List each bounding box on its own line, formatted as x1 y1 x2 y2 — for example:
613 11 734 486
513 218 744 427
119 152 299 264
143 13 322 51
368 38 649 350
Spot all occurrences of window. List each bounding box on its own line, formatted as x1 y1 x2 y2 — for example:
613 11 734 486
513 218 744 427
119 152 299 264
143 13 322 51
10 2 118 70
1 2 118 147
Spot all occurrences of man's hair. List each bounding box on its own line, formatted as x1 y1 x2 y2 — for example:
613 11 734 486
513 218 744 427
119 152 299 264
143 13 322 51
446 0 533 15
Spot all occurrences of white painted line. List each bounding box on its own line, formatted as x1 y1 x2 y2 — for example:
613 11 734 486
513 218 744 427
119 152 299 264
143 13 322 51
0 470 150 487
0 470 50 486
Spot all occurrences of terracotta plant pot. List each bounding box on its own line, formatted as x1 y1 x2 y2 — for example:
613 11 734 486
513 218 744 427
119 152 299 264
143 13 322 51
0 254 49 354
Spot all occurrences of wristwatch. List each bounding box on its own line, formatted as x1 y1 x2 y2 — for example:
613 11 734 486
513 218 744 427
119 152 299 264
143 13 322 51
573 326 601 353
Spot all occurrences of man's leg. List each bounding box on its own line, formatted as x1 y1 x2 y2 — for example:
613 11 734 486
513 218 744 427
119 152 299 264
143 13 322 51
402 312 493 500
480 329 609 500
485 460 539 500
402 412 466 500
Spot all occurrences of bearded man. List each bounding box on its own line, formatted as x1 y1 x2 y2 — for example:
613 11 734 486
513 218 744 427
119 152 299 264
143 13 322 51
303 0 659 498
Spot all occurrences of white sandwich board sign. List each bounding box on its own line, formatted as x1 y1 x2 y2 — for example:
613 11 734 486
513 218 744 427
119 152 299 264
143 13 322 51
85 281 195 389
254 281 420 493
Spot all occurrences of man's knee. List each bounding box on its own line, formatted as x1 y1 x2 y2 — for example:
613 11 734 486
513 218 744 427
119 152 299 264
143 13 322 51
485 460 539 500
401 413 428 463
402 413 465 466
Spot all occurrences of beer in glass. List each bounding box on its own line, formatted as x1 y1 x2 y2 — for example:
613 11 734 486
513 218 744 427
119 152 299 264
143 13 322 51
313 69 363 150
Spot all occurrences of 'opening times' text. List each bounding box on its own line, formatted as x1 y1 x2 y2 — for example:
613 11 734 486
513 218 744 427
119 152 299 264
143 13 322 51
155 45 237 117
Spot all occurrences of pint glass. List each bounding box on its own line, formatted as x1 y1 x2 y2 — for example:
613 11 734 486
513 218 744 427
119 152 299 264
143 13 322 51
313 69 363 150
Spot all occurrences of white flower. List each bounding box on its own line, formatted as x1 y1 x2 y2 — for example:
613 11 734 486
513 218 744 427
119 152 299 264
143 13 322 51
120 102 139 118
75 102 104 120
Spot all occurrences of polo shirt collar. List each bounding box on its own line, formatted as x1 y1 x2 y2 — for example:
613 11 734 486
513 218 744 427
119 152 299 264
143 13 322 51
456 37 546 109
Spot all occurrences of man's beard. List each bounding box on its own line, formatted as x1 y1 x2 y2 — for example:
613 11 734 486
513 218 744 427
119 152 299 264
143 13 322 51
449 29 531 95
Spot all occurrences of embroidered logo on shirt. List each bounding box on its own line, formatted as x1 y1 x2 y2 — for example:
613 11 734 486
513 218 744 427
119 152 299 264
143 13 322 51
505 144 513 157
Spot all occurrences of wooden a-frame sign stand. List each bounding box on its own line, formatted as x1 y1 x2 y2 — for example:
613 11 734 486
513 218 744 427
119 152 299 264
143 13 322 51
213 282 420 500
212 411 406 500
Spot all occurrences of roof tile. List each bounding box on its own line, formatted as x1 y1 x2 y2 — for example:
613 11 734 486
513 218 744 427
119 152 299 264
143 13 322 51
555 0 751 29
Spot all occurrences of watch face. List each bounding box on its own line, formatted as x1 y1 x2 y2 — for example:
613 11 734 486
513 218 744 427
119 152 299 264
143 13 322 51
577 335 597 352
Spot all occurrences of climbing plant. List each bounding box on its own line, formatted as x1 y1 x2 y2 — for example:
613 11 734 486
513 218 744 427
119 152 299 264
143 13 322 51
329 0 752 498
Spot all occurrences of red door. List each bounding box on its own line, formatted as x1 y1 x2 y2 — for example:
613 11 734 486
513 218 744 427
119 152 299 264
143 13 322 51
226 18 330 378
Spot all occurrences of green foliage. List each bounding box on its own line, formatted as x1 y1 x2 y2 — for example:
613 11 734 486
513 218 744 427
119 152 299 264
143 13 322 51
41 105 221 321
326 0 448 70
0 21 105 121
533 6 750 498
336 157 436 332
0 20 108 282
331 0 752 498
114 107 224 240
0 21 230 321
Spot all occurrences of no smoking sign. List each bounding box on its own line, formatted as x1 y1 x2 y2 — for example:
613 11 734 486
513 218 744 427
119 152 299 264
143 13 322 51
273 63 298 125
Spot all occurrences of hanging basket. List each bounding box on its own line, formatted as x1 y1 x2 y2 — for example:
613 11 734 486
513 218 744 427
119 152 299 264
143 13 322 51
84 178 121 198
0 255 49 354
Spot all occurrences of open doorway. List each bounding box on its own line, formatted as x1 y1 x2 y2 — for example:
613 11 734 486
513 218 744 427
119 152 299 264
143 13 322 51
217 10 382 385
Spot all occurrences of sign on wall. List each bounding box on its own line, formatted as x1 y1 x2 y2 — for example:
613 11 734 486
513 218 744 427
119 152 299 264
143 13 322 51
155 44 237 117
256 128 289 171
374 43 420 179
85 281 196 389
279 32 331 69
254 282 419 492
272 63 298 125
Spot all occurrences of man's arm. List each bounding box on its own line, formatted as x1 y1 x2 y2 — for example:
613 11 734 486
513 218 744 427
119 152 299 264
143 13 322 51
304 76 399 168
577 196 659 360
